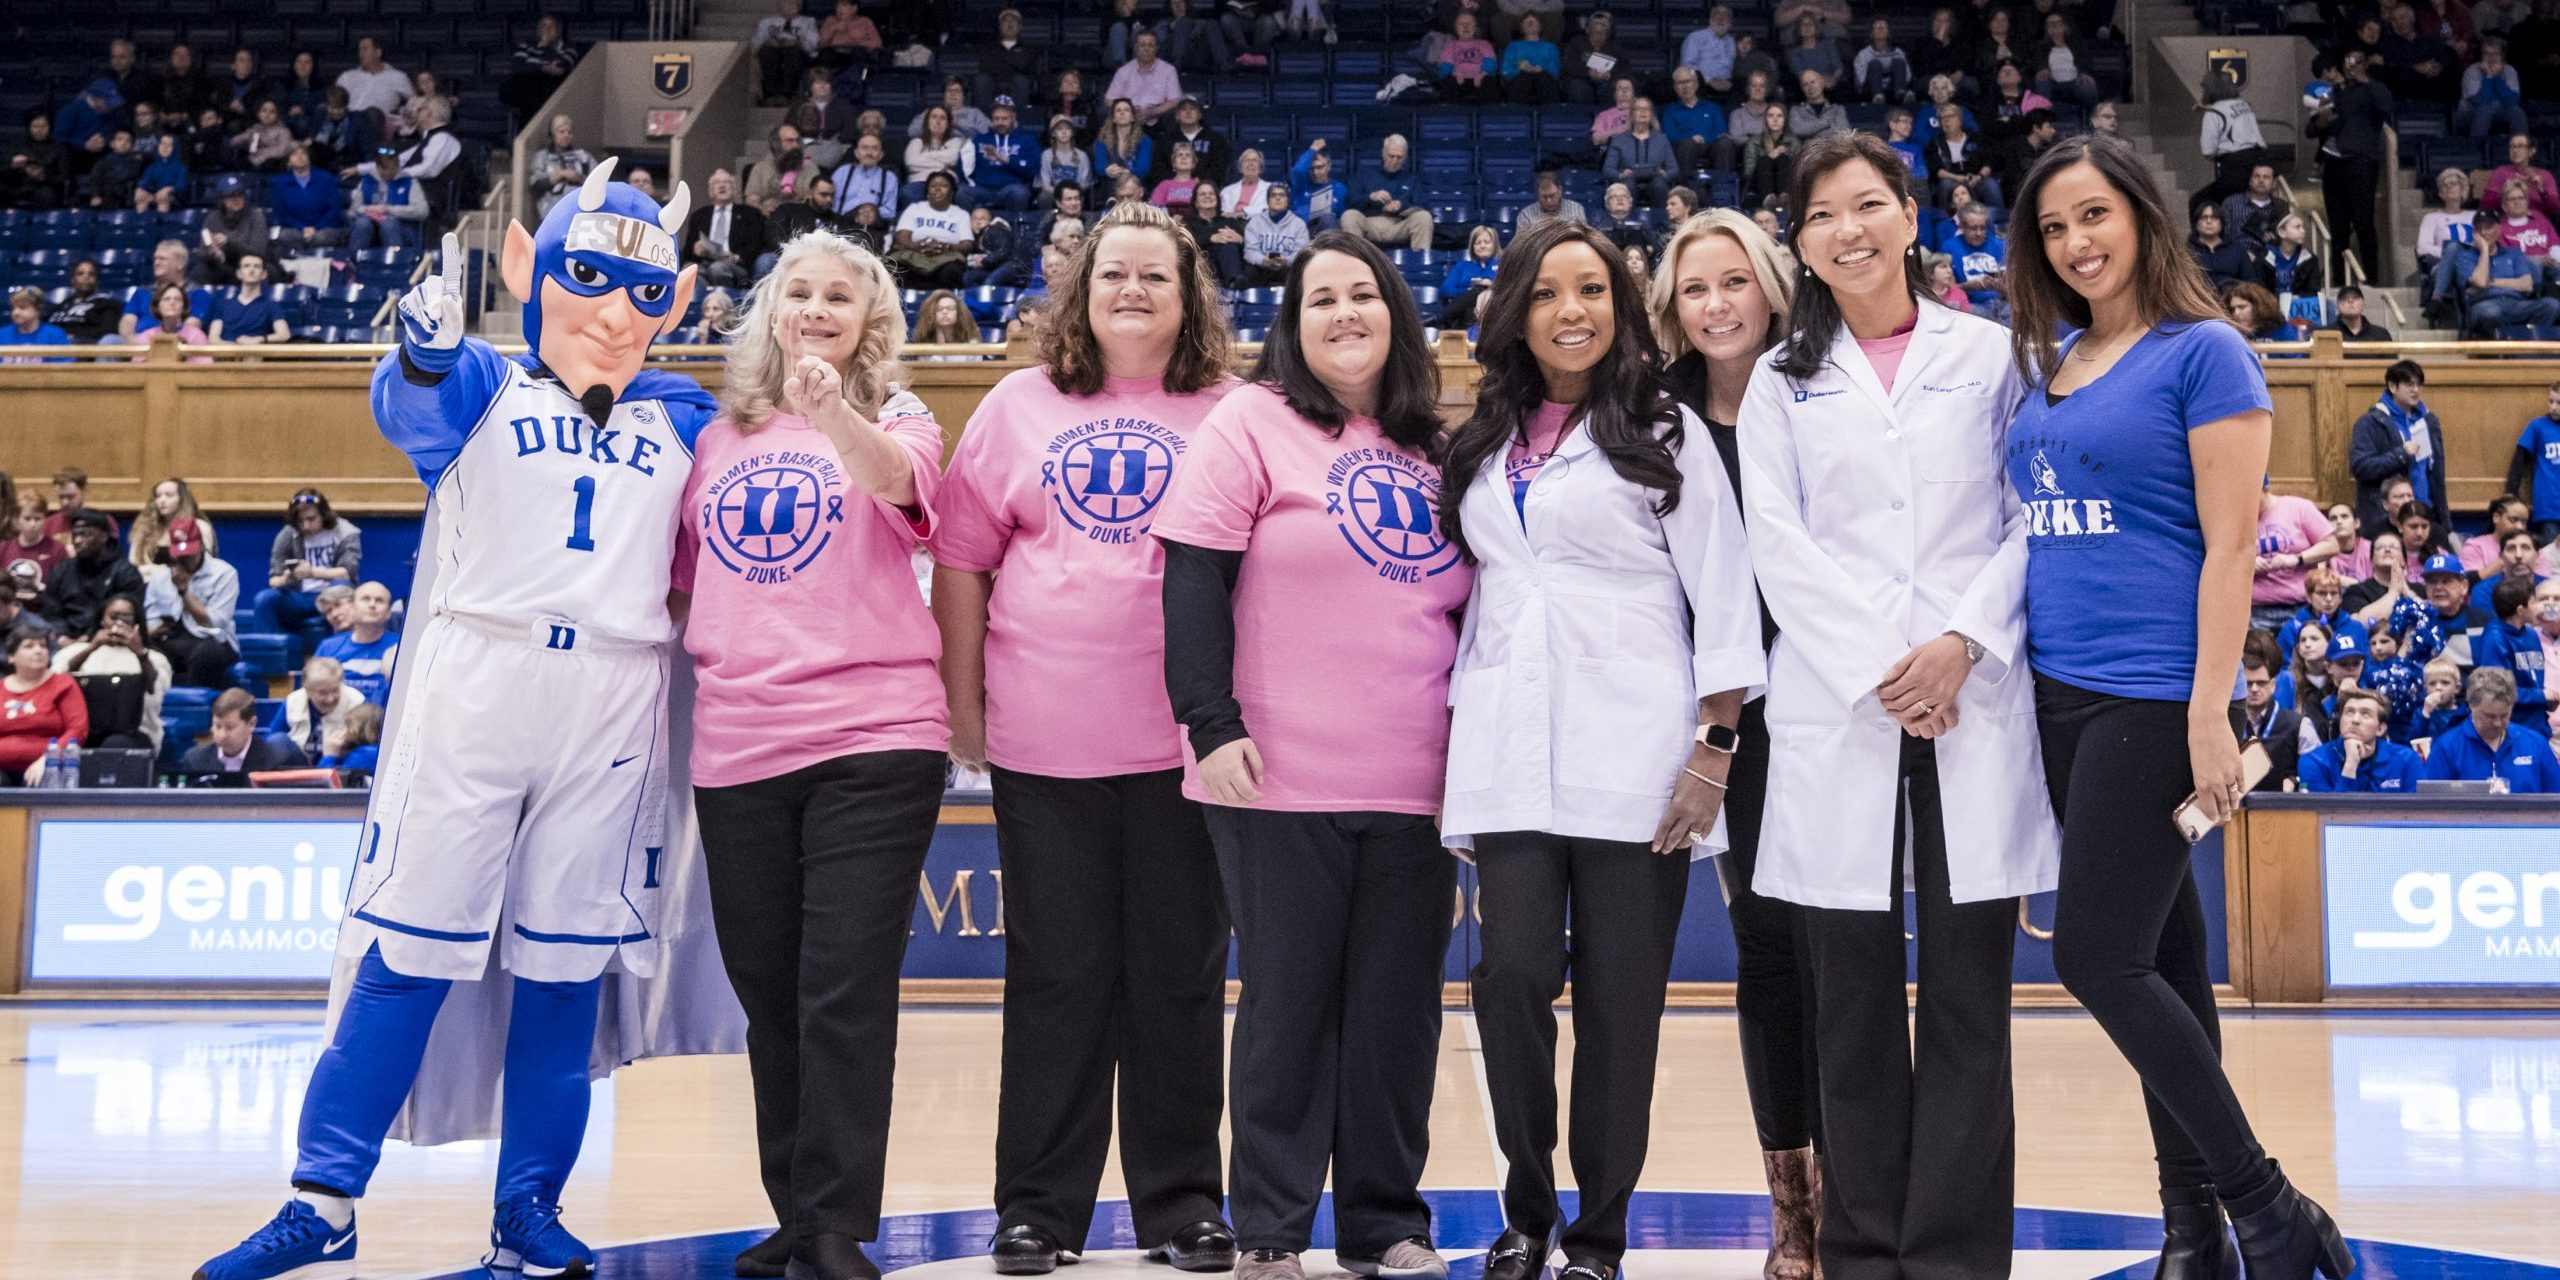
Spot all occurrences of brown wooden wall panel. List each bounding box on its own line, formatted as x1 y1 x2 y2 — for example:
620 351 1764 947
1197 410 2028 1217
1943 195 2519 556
2235 806 2325 1004
0 376 155 500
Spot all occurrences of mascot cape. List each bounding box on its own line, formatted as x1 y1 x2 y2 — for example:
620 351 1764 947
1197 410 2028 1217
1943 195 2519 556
322 158 745 1145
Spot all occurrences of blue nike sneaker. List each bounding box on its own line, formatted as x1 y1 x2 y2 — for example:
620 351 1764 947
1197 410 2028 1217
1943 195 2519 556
194 1199 357 1280
485 1195 597 1278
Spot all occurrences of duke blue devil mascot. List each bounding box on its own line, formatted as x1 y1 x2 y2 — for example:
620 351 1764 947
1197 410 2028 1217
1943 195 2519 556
199 158 745 1280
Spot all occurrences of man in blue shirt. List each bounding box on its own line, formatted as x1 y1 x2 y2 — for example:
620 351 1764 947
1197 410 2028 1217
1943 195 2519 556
4 288 71 363
211 253 289 344
315 579 399 705
1679 4 1737 94
1289 142 1350 233
2390 553 2489 667
2443 208 2560 337
2470 576 2556 735
965 97 1036 212
270 144 347 250
1340 134 1431 250
2504 378 2560 544
2421 666 2560 791
1940 206 2008 320
2299 687 2424 791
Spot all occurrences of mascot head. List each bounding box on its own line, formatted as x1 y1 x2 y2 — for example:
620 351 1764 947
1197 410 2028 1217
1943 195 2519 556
502 155 698 406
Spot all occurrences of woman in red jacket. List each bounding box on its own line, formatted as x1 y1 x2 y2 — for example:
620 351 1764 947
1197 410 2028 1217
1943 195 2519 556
0 628 85 782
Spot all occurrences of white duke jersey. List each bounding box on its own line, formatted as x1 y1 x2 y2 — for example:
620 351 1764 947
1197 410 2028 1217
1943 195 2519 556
370 339 717 644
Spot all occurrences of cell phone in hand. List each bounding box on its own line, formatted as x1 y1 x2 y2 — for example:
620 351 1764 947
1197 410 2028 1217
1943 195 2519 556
2172 742 2273 843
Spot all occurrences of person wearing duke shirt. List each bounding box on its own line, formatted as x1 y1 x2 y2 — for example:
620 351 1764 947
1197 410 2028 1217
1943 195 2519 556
2000 133 2352 1280
1734 132 2059 1280
2299 688 2422 791
2422 665 2560 790
1437 219 1764 1280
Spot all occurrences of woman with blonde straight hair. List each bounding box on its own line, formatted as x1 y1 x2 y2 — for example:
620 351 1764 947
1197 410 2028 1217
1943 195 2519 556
1650 208 1823 1280
128 475 218 567
679 227 954 1280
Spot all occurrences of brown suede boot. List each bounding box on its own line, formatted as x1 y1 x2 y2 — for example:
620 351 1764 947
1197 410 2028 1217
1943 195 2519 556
1762 1147 1819 1280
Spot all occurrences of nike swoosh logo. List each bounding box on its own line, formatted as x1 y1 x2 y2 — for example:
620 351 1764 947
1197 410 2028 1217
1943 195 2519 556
612 755 640 768
326 1231 355 1251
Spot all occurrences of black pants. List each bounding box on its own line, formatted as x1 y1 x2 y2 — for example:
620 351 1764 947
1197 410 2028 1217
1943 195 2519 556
2319 151 2382 284
2035 676 2274 1203
1473 831 1688 1265
1801 734 2015 1280
155 628 240 688
989 766 1229 1250
1719 702 1821 1153
691 749 947 1250
1208 805 1454 1259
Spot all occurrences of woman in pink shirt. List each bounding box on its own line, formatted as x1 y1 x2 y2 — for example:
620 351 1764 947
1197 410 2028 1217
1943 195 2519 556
930 201 1240 1276
1151 231 1471 1280
676 230 951 1280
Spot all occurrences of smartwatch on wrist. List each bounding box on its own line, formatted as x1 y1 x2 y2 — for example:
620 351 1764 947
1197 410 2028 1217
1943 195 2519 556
1695 722 1741 754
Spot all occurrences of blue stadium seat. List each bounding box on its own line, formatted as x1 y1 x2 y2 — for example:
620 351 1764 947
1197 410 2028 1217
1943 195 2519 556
1273 79 1328 108
91 211 152 249
976 325 1008 343
1234 328 1266 343
1212 79 1272 108
1274 50 1329 79
1332 50 1387 80
962 286 1018 324
235 634 295 680
1476 109 1534 150
26 211 85 251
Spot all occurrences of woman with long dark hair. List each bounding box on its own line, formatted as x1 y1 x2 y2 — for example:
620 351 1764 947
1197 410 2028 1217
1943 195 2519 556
1735 131 2059 1280
1652 209 1822 1280
1152 231 1470 1280
1437 218 1763 1280
932 200 1239 1278
2003 131 2352 1280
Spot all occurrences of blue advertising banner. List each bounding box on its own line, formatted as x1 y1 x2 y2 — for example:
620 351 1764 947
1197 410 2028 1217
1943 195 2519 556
2325 824 2560 987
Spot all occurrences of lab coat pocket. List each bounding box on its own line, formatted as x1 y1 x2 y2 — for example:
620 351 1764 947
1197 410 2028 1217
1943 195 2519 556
1558 658 1692 795
1913 412 2000 484
1445 664 1509 794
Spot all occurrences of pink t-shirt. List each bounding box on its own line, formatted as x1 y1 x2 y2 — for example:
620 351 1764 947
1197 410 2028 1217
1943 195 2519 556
1505 401 1573 521
2500 212 2560 259
930 368 1235 777
1149 382 1474 814
2252 492 2335 606
1855 321 1916 394
675 394 950 787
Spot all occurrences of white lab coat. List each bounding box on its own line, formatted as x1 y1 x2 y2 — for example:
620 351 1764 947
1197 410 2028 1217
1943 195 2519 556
1735 302 2059 909
1443 404 1768 852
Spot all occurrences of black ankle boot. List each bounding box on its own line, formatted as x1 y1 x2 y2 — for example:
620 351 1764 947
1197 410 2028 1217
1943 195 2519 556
735 1229 793 1278
2155 1186 2236 1280
2228 1165 2354 1280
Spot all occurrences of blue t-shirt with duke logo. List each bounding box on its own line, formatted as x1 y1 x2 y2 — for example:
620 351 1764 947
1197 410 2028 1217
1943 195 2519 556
2517 414 2560 522
2004 321 2273 701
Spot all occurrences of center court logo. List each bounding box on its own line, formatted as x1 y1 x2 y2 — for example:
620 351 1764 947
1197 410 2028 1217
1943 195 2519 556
1325 447 1460 583
1043 416 1186 543
702 451 845 583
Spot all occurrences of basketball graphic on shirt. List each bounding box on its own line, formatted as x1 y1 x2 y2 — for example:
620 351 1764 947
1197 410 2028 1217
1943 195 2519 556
700 452 846 581
1043 417 1188 537
1324 447 1461 581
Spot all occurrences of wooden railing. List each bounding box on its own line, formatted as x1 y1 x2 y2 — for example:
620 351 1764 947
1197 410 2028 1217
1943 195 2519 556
0 329 2547 515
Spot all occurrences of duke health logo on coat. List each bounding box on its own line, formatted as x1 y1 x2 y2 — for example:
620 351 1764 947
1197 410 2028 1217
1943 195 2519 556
1043 416 1186 543
701 450 846 583
1325 447 1460 583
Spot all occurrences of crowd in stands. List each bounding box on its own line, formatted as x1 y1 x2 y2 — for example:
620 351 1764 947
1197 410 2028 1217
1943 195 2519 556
0 469 394 785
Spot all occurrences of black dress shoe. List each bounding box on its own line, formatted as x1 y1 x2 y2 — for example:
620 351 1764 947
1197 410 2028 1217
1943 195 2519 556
992 1225 1064 1276
1147 1221 1238 1273
735 1229 793 1279
2229 1162 2355 1280
788 1234 883 1280
1481 1231 1547 1280
2156 1186 2238 1280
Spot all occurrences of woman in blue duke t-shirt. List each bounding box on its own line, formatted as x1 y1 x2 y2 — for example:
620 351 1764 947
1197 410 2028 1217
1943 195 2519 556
2000 134 2354 1280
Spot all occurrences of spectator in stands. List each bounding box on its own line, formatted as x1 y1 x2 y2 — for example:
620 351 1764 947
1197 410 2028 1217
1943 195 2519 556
154 43 211 120
2489 134 2560 222
910 77 992 141
1604 98 1678 204
2224 280 2286 339
1040 68 1096 141
2326 501 2372 582
40 509 142 637
2447 208 2560 336
190 176 271 286
1108 31 1184 125
318 700 384 773
1180 182 1247 285
1491 0 1565 43
2235 641 2317 788
2322 284 2392 343
899 106 971 202
1552 11 1615 104
1594 182 1656 253
272 654 368 761
132 282 211 359
2278 567 2353 657
2460 37 2530 137
392 71 454 149
1662 68 1728 177
968 99 1037 212
2378 1 2461 99
252 488 359 642
1910 8 1970 96
1681 5 1738 94
231 100 294 174
3 112 66 210
2310 52 2391 285
0 629 85 784
890 170 973 287
912 288 976 351
1443 10 1495 101
1149 145 1204 209
1587 75 1638 152
76 128 139 210
258 147 339 255
1091 99 1154 195
1242 183 1308 288
335 37 413 121
2472 528 2545 613
766 177 842 271
1341 134 1432 250
683 169 769 289
1515 170 1587 234
1105 0 1149 63
209 254 290 344
2299 687 2421 790
960 205 1016 287
2393 550 2485 665
97 39 147 116
1156 0 1231 72
0 562 54 645
2396 498 2458 564
1782 12 1844 91
1038 116 1096 208
43 470 116 549
52 79 120 164
500 15 581 122
2219 163 2290 246
1854 17 1913 103
784 81 852 169
1788 70 1851 139
394 98 459 188
4 290 70 361
2494 176 2560 262
273 51 326 137
1741 103 1797 208
1155 99 1232 186
626 166 660 201
306 87 369 174
2187 203 2264 290
141 517 237 689
2469 577 2554 731
530 116 599 219
2349 365 2443 540
833 132 900 221
1493 12 1560 105
1941 204 2008 320
54 594 168 753
2254 477 2343 630
315 581 398 705
1976 19 2030 92
184 687 307 774
1220 148 1273 217
976 7 1040 99
2462 494 2532 571
1291 142 1350 232
133 132 189 212
2417 169 2478 318
1914 74 1973 146
2031 13 2099 106
346 145 427 252
756 0 821 106
7 504 60 599
2476 0 2532 34
1995 108 2060 213
696 288 742 341
2423 664 2560 786
2259 214 2323 323
1926 103 1997 208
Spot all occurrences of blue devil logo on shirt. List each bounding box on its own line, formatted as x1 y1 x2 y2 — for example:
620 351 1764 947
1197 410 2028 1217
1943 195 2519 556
1043 416 1188 543
1324 447 1461 583
2013 441 2120 543
700 449 847 583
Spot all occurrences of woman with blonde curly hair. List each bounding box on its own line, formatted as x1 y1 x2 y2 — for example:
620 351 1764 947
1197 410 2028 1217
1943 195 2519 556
677 227 953 1280
929 199 1239 1276
127 476 218 568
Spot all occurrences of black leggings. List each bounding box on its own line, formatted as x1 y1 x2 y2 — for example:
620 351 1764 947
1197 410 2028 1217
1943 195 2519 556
1717 700 1820 1152
2035 675 2275 1203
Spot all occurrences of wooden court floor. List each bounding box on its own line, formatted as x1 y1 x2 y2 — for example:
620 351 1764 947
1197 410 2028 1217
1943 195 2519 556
5 1005 2557 1276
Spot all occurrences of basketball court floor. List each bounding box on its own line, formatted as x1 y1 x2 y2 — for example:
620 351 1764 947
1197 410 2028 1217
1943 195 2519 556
7 1004 2557 1278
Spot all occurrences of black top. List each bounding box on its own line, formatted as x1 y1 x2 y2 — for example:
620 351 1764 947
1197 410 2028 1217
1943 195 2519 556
1160 539 1250 761
1667 350 1774 858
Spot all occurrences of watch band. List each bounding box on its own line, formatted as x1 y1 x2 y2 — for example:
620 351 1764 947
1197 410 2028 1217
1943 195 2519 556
1695 722 1741 753
1954 632 1985 664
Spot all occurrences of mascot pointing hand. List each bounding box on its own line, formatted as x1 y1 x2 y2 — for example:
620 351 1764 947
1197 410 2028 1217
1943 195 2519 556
198 158 746 1280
